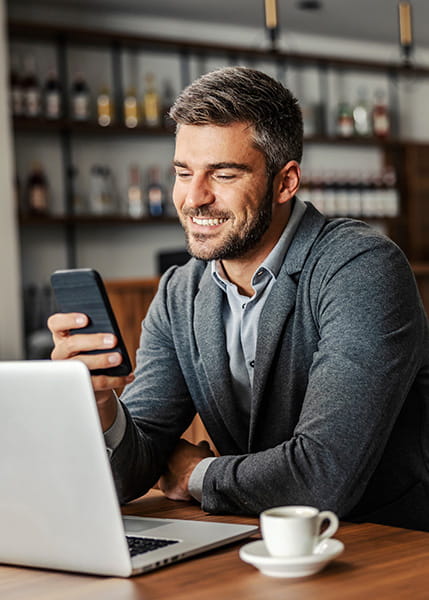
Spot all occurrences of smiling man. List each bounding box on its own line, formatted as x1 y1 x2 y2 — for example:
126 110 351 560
49 67 429 531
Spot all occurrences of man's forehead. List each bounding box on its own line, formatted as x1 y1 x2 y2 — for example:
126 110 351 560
174 122 262 165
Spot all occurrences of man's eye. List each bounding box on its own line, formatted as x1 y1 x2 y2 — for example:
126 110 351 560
176 171 191 179
214 173 235 181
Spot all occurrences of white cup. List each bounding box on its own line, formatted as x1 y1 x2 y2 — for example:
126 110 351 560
260 505 339 558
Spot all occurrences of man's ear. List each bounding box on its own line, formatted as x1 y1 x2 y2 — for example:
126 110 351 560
274 160 301 205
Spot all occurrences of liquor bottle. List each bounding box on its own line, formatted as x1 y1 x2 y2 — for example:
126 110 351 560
146 166 165 216
126 165 144 218
9 53 24 117
44 69 62 119
67 166 86 215
336 101 354 137
25 162 49 215
162 80 176 130
97 86 113 127
142 73 160 127
89 165 115 214
71 73 91 121
372 89 390 138
322 172 338 217
22 55 41 118
123 86 139 128
353 88 372 136
381 167 400 217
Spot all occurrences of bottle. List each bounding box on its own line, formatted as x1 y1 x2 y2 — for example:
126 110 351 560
124 86 139 128
322 172 338 217
71 73 91 121
126 165 144 218
22 55 41 118
336 101 354 137
67 165 86 214
372 89 390 138
97 86 113 127
353 88 372 136
89 165 108 214
381 167 400 217
26 162 49 215
142 73 160 127
162 80 176 130
44 69 62 119
9 53 24 117
146 166 165 216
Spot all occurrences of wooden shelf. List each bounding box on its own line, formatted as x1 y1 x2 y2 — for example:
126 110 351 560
18 213 179 225
13 117 174 136
8 20 429 77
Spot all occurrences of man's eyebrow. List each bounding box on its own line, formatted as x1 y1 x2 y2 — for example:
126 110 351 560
173 160 252 172
208 162 252 172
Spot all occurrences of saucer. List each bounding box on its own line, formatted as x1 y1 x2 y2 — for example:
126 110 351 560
239 538 344 578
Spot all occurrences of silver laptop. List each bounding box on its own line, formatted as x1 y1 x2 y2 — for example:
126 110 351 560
0 360 257 577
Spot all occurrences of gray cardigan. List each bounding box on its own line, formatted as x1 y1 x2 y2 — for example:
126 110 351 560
113 203 429 530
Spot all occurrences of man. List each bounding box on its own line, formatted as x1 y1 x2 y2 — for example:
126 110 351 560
49 67 429 530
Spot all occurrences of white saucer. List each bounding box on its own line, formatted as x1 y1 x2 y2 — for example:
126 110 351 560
239 538 344 578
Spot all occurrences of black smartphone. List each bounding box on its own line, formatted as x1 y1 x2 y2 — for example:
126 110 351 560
50 268 132 376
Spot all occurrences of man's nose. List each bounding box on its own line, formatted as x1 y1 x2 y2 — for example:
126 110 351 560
184 175 215 209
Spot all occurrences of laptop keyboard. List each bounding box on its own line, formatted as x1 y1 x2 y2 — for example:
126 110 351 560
126 535 179 557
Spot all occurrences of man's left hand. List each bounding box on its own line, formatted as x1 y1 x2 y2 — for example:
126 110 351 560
158 438 214 501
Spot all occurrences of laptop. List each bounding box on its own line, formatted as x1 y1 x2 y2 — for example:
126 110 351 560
0 360 257 577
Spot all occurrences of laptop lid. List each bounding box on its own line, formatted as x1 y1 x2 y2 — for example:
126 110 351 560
0 361 257 577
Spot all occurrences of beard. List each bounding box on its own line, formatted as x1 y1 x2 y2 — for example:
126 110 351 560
181 183 274 262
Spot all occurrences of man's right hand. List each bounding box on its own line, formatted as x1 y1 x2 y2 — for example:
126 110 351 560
47 312 134 431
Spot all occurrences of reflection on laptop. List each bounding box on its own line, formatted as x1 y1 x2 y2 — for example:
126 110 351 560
0 360 257 577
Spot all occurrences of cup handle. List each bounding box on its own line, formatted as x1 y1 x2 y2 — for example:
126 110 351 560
317 510 339 542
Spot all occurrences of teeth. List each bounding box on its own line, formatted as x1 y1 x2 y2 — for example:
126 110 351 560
192 217 227 226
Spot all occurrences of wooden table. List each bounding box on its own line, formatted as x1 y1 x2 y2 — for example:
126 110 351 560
2 489 429 599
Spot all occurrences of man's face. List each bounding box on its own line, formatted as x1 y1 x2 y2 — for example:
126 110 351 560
172 123 274 262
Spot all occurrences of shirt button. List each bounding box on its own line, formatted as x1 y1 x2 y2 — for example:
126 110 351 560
249 360 255 368
242 303 246 309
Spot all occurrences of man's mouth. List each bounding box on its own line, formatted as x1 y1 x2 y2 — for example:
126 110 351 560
191 217 228 226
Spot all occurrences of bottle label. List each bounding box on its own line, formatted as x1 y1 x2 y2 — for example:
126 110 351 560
124 96 138 128
73 94 90 120
29 185 48 213
26 89 41 117
144 95 160 126
97 94 111 127
46 92 61 119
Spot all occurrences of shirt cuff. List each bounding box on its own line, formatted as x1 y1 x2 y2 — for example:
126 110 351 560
188 457 217 503
103 392 127 457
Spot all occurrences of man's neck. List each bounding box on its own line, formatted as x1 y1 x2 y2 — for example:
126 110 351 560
220 204 291 297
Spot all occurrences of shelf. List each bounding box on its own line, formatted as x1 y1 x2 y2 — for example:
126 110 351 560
8 20 429 77
13 117 175 136
18 213 179 225
13 117 406 148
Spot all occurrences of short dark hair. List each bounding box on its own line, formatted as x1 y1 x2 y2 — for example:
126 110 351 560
169 66 303 175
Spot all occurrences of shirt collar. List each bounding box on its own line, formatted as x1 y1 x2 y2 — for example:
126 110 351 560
211 197 307 288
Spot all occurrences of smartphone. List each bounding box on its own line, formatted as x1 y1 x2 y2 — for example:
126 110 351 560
50 268 132 377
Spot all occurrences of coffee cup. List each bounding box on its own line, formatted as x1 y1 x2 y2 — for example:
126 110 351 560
260 505 339 558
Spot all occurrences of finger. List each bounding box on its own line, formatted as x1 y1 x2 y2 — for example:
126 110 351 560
91 372 135 392
47 312 88 336
50 332 117 361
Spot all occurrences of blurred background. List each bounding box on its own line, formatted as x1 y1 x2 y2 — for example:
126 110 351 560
1 0 429 360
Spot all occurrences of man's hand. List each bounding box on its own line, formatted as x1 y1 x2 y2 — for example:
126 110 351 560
47 312 134 431
158 439 215 501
